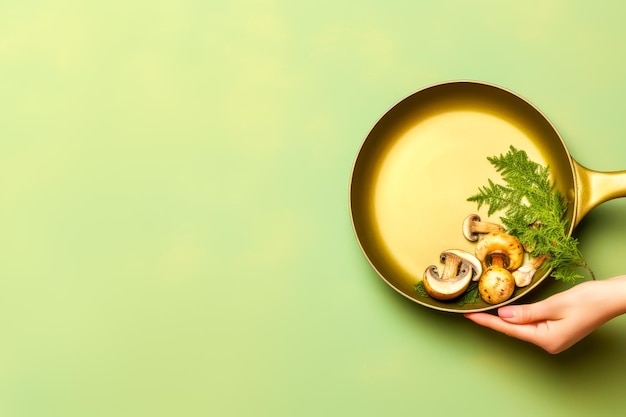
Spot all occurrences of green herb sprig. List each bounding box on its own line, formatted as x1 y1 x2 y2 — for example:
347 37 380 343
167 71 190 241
467 145 594 283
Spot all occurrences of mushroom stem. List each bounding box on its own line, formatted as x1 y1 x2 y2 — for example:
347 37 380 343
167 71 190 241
489 252 507 269
440 253 461 280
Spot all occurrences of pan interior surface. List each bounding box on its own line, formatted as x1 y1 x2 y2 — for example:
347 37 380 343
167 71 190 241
350 82 575 312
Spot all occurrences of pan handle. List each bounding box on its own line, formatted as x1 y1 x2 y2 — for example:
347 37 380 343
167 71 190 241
573 160 626 226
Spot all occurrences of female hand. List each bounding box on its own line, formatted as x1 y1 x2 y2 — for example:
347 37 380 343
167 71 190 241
464 276 626 354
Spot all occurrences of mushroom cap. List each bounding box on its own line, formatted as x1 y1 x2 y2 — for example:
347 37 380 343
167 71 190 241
475 232 524 271
422 249 482 300
478 266 515 304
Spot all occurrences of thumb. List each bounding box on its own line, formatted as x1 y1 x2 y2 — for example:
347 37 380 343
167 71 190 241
497 301 553 324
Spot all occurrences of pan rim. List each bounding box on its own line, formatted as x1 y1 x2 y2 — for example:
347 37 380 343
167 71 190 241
348 80 577 313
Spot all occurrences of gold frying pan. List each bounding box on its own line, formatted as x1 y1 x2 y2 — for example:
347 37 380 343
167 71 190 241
349 81 626 313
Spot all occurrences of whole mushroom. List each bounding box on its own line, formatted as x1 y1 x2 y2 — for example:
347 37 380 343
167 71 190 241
475 232 524 304
422 249 483 301
475 231 524 271
478 264 516 305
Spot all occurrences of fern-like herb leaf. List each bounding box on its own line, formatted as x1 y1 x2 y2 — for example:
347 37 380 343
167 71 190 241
467 145 593 283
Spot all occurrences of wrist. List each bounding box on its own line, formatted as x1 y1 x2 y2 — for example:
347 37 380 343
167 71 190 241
599 276 626 318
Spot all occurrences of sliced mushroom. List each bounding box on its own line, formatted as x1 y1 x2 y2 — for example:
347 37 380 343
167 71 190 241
422 249 483 300
462 214 504 242
475 232 524 271
512 254 548 287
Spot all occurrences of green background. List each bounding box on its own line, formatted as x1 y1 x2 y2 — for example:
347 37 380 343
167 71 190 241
2 1 626 416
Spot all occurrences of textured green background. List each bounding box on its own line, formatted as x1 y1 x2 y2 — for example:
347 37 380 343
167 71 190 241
2 1 626 416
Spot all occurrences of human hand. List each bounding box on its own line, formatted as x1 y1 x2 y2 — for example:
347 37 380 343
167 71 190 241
464 276 626 354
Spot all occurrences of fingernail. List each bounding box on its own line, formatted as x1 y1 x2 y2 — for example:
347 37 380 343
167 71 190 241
498 307 515 318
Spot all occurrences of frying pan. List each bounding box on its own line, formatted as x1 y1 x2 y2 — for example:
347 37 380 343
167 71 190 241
349 80 626 313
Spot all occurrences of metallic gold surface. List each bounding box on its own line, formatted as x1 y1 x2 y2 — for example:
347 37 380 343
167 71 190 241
350 81 626 312
573 161 626 225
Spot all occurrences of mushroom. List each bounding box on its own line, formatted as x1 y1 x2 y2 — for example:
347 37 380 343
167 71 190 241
512 254 548 287
462 214 505 242
475 232 524 304
475 232 524 271
422 249 483 300
479 265 516 304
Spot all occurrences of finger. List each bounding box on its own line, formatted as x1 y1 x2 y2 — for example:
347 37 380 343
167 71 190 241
464 312 509 330
464 312 542 343
496 299 560 324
